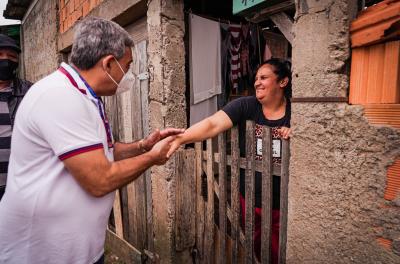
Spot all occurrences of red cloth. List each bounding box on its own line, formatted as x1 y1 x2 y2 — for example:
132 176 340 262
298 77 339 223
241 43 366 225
240 195 280 264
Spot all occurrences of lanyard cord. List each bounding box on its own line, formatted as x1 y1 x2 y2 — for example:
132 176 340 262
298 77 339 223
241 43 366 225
59 66 113 148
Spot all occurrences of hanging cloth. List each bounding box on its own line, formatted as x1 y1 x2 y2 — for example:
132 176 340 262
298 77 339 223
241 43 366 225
229 24 242 93
189 14 222 104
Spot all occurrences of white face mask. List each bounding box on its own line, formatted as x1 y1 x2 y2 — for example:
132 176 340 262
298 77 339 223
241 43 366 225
105 58 136 94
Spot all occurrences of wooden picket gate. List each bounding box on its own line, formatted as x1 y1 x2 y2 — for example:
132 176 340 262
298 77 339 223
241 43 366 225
175 120 290 264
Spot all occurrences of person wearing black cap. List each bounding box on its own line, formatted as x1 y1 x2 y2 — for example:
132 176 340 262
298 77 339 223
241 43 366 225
0 34 32 200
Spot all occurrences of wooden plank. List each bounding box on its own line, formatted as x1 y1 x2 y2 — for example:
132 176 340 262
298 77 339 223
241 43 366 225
248 0 295 23
127 39 148 251
218 134 227 264
261 127 273 264
204 138 215 263
120 186 131 242
175 150 196 251
245 121 255 264
270 12 294 45
105 229 142 264
230 127 240 264
137 40 154 254
195 142 205 263
202 152 281 176
278 140 290 264
113 189 124 238
103 94 120 142
382 41 400 103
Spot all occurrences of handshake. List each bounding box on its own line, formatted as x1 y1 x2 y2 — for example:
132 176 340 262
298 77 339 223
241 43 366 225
136 128 186 165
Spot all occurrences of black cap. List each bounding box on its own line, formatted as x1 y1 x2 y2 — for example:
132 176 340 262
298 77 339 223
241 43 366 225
0 34 20 53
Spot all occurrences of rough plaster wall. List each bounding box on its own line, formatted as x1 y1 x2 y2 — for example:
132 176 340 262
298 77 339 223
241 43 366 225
292 0 357 98
147 0 188 263
288 0 400 263
288 104 400 263
22 0 59 82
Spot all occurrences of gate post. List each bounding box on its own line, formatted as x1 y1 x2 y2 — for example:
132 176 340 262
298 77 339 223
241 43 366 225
147 0 188 263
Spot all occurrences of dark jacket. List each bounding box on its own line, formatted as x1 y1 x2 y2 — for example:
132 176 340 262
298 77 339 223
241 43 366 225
9 78 32 126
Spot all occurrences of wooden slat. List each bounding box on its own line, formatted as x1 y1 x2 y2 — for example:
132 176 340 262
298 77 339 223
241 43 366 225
195 142 205 263
103 94 120 141
175 150 196 251
270 12 293 45
129 40 148 251
105 229 142 263
278 140 290 264
218 134 227 264
261 127 273 264
120 186 130 242
113 189 124 238
245 121 255 264
204 138 215 263
202 152 281 176
137 40 154 254
230 127 240 264
248 0 294 23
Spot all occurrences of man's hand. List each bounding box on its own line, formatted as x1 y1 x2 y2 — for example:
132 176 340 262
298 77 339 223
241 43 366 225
142 128 185 151
148 135 177 165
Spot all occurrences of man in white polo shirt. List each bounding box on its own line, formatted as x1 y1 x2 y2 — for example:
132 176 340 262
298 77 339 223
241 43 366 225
0 17 183 264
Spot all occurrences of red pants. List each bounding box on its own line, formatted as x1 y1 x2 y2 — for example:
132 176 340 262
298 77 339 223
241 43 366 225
240 195 280 264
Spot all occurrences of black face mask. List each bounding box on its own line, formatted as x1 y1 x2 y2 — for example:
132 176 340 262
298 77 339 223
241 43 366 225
0 59 18 81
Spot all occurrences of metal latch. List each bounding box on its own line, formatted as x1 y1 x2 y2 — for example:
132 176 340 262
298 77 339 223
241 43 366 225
138 72 149 80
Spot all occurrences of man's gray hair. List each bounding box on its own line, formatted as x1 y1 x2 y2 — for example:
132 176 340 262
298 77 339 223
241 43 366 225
70 17 134 70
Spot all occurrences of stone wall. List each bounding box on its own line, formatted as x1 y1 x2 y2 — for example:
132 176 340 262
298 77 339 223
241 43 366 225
22 0 59 82
147 0 188 263
288 0 400 263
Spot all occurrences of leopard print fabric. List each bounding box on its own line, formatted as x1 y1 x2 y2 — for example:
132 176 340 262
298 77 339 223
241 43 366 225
254 124 282 164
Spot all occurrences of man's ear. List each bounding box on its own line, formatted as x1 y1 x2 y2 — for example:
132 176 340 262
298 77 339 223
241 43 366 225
101 55 114 71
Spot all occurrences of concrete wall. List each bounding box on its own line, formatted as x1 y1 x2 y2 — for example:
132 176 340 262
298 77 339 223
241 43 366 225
22 0 59 82
288 0 400 263
147 0 188 263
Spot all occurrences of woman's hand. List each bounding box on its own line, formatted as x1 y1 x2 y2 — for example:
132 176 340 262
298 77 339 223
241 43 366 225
278 126 291 139
166 136 183 158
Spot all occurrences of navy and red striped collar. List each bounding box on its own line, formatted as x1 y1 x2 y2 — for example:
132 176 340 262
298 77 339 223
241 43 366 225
58 62 100 102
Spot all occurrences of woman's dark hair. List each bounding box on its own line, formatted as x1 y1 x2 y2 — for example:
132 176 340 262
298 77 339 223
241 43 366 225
257 58 292 99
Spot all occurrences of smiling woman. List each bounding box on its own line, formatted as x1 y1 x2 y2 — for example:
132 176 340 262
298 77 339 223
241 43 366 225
167 57 292 264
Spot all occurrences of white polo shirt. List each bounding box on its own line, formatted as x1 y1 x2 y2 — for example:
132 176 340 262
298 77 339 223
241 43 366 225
0 63 115 264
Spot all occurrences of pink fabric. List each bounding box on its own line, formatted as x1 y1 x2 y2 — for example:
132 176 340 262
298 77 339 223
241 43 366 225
240 195 280 264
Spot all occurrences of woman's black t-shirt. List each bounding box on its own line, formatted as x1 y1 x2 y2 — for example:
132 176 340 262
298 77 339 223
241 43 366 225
222 96 291 209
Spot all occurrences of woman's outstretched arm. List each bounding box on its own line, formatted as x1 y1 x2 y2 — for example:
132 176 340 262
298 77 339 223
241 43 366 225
167 110 233 157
